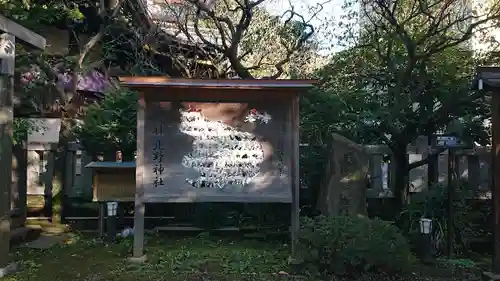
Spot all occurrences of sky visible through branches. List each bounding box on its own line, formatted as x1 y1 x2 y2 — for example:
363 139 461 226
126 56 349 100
264 0 347 54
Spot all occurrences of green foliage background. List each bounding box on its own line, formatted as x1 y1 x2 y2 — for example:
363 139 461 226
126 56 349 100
72 88 137 160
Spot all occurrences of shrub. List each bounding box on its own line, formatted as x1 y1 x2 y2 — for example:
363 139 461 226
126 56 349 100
298 215 416 276
397 180 489 256
72 88 137 160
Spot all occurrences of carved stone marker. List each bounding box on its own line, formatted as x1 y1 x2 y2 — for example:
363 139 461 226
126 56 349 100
317 133 369 217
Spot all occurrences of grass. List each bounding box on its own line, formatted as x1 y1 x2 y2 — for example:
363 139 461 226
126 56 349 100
4 230 489 281
5 233 293 281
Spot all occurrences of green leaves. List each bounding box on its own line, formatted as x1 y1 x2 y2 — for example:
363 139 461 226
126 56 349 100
13 118 39 145
72 88 137 160
0 0 77 31
298 215 416 275
9 235 291 281
324 0 498 150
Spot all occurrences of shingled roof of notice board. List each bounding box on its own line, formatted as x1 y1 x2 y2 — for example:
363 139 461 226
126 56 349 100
118 77 316 90
85 161 136 169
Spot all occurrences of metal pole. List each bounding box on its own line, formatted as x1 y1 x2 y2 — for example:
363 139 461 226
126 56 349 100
422 232 432 262
106 202 117 243
419 218 433 263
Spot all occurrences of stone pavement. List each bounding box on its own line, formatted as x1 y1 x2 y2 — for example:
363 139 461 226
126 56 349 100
22 232 68 249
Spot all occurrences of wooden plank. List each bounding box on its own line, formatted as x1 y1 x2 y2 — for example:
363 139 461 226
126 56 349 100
119 76 316 89
43 151 55 221
364 142 491 156
290 93 300 259
61 149 75 223
0 14 46 49
0 33 15 273
468 155 480 191
455 147 491 156
369 154 383 190
12 145 28 228
491 91 500 273
139 88 302 102
447 149 457 257
64 216 175 220
155 226 240 231
80 153 93 199
67 142 81 151
98 202 105 238
388 154 398 193
132 96 146 260
92 174 98 204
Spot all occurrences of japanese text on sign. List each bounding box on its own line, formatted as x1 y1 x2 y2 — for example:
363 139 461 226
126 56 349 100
152 123 165 188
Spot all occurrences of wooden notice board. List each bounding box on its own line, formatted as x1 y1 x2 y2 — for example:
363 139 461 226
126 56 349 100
119 77 315 260
143 101 290 202
121 78 314 203
86 161 136 202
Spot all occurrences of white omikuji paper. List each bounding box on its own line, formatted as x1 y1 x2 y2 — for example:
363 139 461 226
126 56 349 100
179 109 272 190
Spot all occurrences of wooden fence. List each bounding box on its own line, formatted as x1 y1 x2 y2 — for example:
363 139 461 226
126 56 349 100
19 138 493 233
365 139 491 199
62 141 493 203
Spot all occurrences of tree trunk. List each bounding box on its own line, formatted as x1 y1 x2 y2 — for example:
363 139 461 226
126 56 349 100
392 145 409 213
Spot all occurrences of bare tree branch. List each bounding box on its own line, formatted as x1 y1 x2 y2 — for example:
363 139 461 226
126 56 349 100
150 0 326 78
78 0 125 68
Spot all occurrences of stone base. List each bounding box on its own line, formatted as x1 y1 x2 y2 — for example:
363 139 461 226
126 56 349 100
128 255 147 264
483 271 500 281
0 262 18 278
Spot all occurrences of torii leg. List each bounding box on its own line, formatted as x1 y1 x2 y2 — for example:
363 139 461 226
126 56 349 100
0 33 16 277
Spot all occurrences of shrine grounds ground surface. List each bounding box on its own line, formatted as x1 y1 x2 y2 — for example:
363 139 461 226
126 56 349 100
4 232 491 281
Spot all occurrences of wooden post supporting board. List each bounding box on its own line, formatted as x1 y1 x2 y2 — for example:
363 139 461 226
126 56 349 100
447 148 456 258
119 77 314 263
0 33 16 278
492 91 500 274
290 93 300 259
61 148 75 224
475 66 500 280
0 14 46 277
130 96 146 263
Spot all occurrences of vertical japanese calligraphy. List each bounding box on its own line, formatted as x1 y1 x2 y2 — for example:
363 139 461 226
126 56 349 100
152 122 165 188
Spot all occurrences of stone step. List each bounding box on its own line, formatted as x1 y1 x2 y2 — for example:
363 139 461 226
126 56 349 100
22 232 69 249
10 225 43 247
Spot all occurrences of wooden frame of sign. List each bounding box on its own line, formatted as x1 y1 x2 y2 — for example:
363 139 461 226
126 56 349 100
476 67 500 279
119 77 314 262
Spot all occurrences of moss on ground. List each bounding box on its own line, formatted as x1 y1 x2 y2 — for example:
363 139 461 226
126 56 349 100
4 232 488 281
6 233 291 281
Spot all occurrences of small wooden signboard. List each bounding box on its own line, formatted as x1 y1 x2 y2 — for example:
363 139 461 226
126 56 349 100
85 161 136 202
119 77 314 262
